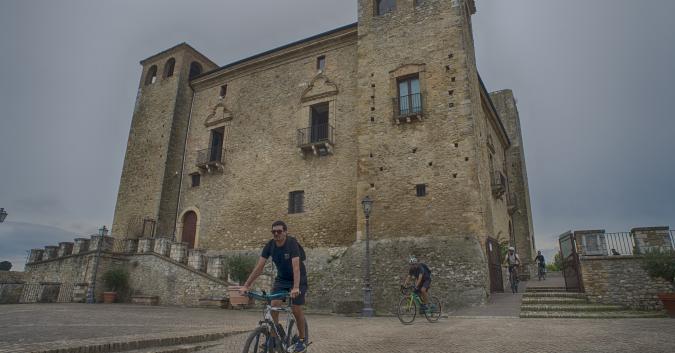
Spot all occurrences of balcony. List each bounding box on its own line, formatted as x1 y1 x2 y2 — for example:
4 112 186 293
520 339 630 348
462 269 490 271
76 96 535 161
297 124 334 156
491 171 507 198
393 93 424 124
196 147 225 173
507 193 518 215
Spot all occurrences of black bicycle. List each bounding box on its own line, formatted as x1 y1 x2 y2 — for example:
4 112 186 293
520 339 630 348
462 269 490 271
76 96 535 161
241 291 309 353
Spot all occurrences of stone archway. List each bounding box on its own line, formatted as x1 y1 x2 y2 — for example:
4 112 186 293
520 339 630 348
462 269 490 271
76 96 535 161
181 211 198 249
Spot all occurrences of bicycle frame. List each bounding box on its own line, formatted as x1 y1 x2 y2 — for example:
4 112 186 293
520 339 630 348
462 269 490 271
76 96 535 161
249 291 295 352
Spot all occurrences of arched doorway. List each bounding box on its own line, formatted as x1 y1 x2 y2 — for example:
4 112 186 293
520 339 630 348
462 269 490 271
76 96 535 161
181 211 197 249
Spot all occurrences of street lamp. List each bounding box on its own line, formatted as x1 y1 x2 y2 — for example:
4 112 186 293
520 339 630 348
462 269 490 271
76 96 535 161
361 196 374 317
0 208 7 223
86 225 108 303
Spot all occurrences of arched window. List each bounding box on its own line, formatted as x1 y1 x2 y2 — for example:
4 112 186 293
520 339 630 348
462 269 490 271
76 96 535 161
164 58 176 78
145 65 158 85
376 0 396 16
189 62 203 80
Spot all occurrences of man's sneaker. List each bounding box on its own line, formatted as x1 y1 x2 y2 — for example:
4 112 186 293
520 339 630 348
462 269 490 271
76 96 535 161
293 339 307 353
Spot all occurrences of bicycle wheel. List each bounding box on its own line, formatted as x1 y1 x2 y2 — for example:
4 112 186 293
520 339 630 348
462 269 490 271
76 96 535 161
242 327 275 353
424 296 442 322
286 318 309 347
397 295 417 324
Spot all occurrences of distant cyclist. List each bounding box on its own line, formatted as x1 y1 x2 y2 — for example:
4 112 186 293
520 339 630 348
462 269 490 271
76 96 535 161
535 250 546 280
403 256 432 311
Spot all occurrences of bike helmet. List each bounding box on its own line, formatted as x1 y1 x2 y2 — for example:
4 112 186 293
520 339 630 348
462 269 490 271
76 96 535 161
508 246 515 251
408 255 418 264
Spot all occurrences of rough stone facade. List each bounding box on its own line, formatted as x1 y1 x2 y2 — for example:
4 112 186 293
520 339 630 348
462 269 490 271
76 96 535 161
0 271 25 304
580 255 674 310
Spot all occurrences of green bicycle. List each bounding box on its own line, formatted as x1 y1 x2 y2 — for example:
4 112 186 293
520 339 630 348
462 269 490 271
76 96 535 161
397 285 442 324
241 291 309 353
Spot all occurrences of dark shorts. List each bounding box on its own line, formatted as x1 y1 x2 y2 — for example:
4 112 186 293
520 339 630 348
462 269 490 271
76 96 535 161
415 277 431 292
272 280 308 306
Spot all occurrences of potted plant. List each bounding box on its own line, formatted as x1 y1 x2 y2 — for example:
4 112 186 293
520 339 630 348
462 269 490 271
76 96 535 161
101 267 129 304
227 255 257 307
640 249 675 317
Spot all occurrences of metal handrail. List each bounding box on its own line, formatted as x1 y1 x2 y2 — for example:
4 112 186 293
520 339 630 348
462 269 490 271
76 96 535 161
393 93 423 118
297 124 334 147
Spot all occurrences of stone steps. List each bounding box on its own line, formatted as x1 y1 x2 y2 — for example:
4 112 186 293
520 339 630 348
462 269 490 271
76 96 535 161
521 297 588 305
525 287 567 292
521 304 625 312
522 292 587 299
520 310 667 319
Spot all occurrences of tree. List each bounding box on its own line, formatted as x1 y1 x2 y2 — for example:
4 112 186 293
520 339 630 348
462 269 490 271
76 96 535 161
0 261 12 271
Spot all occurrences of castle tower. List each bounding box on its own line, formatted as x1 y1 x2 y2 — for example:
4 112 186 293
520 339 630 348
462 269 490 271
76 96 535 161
355 0 509 242
112 44 217 239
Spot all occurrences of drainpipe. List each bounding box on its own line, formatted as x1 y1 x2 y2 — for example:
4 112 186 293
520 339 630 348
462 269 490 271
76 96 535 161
172 89 196 242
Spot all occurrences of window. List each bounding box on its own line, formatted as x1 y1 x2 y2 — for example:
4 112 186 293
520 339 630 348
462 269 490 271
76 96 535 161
316 56 326 71
416 184 427 197
209 127 224 162
145 65 158 85
190 173 200 187
376 0 396 16
189 62 203 80
164 58 175 78
219 85 227 98
397 75 421 116
310 102 329 143
288 191 304 214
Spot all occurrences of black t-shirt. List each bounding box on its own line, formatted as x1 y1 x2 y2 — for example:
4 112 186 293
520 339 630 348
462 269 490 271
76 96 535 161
409 263 430 280
261 236 307 285
535 255 545 264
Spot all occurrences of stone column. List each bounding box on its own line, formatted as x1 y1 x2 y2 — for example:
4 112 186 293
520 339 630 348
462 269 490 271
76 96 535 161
207 255 226 279
72 238 90 254
28 249 44 263
632 226 671 253
57 242 74 257
43 246 59 260
123 239 139 253
188 249 206 272
170 242 188 263
137 238 155 253
154 237 171 256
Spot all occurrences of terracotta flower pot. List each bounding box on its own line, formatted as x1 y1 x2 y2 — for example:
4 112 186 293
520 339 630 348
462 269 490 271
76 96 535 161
103 291 117 304
227 286 252 307
657 293 675 318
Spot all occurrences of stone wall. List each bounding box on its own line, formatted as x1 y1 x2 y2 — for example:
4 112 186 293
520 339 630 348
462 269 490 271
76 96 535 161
0 271 26 304
580 255 674 310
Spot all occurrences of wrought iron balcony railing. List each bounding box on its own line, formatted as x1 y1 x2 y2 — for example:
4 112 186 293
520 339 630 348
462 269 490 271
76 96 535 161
196 147 225 171
491 171 507 198
297 124 334 155
393 93 424 122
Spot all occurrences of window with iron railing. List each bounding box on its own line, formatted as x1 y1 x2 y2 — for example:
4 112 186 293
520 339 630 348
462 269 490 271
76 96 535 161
395 75 422 118
288 191 304 214
376 0 396 16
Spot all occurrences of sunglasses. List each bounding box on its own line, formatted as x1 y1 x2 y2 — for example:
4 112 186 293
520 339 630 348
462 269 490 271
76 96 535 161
271 230 284 235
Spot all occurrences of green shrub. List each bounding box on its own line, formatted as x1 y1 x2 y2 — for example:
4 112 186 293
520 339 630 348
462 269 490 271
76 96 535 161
102 267 129 292
640 249 675 287
228 255 257 285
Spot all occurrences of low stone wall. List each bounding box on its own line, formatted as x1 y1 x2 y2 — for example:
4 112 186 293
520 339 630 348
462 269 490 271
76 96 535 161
580 255 674 310
0 271 26 304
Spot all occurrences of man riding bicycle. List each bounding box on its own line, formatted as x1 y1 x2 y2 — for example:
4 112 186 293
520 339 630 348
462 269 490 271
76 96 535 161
403 256 431 312
504 246 521 292
535 250 546 280
240 221 308 353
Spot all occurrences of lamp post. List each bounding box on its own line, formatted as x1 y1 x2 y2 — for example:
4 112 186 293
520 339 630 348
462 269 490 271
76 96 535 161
86 226 108 304
0 208 7 223
361 196 374 317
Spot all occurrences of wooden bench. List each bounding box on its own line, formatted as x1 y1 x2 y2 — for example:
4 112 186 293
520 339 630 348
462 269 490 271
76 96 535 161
131 295 159 306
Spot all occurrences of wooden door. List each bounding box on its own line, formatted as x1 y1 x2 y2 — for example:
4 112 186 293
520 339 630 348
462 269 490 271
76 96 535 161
182 212 197 249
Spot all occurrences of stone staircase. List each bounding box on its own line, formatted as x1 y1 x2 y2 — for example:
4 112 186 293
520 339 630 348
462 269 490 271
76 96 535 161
520 286 666 318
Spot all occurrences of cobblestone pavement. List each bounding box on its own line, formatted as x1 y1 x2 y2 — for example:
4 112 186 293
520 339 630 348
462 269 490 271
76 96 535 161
1 304 674 353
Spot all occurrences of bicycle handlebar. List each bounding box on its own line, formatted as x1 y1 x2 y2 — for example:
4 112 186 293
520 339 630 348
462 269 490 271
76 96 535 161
246 290 290 302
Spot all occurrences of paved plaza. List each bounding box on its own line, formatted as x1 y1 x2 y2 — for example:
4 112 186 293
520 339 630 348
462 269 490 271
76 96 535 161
1 303 674 353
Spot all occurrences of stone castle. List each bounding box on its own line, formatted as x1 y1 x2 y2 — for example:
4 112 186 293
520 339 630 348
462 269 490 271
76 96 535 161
10 0 536 312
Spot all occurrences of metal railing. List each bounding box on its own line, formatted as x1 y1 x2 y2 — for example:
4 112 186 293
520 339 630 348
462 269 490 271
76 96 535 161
604 232 636 256
297 124 334 147
196 147 225 166
393 93 423 118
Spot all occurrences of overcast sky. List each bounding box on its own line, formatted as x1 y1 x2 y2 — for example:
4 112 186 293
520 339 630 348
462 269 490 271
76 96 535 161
1 0 674 269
